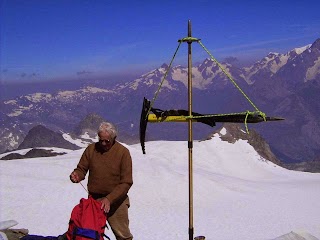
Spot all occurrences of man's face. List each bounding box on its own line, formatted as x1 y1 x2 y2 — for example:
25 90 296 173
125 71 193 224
98 131 113 152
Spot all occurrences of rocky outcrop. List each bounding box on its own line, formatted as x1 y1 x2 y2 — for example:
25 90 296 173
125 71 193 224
1 148 66 160
18 125 80 150
284 154 320 173
72 113 107 138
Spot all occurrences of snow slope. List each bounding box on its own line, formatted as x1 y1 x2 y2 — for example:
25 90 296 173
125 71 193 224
0 135 319 240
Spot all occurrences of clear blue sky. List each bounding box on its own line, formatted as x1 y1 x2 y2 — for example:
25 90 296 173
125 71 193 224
1 0 319 83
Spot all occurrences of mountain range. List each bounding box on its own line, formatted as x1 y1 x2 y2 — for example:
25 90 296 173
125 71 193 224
0 38 319 164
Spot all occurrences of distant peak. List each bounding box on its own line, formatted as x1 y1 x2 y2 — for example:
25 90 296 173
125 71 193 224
292 44 311 55
199 58 214 67
267 52 280 56
203 58 213 63
311 38 320 50
160 63 169 69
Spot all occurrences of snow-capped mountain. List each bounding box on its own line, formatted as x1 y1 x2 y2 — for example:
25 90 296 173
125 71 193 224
242 44 313 84
247 39 320 163
0 38 319 164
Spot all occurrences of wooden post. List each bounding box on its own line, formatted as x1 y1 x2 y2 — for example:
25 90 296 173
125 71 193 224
187 19 194 240
178 20 201 240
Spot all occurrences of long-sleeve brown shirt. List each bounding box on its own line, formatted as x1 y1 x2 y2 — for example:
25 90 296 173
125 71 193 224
74 141 133 204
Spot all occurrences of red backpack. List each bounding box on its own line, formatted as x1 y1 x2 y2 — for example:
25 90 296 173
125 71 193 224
67 196 109 240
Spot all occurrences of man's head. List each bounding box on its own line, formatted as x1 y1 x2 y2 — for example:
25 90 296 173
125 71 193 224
97 122 117 151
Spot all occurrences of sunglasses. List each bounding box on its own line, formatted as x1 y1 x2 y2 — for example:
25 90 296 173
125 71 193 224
99 139 112 144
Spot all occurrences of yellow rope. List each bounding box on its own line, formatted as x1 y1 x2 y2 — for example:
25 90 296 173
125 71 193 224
198 41 261 113
146 41 183 118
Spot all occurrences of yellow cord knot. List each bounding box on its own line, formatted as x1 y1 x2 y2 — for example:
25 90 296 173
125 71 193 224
178 37 200 43
258 111 267 122
244 110 251 134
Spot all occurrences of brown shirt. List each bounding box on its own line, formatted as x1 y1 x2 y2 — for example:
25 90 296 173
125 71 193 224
74 141 133 204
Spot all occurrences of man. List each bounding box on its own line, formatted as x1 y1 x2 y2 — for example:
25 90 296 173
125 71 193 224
70 121 133 240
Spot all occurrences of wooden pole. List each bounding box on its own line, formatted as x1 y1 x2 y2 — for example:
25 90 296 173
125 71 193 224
178 20 200 240
187 19 194 240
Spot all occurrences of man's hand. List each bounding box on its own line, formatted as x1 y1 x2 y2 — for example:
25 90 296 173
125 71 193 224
98 197 111 213
70 171 80 183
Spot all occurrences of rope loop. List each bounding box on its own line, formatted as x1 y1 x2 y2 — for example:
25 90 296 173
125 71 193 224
244 110 250 134
258 111 267 122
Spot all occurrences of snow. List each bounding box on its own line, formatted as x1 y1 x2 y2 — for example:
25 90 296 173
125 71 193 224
7 104 34 117
1 137 320 240
82 87 114 94
171 68 188 87
219 127 227 135
62 133 94 148
269 54 289 74
293 44 311 55
25 93 52 103
128 78 141 90
4 100 17 105
7 133 19 147
159 79 176 90
306 56 320 81
171 63 231 90
0 220 18 230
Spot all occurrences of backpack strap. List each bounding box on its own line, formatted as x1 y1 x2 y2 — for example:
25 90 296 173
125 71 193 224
72 227 99 240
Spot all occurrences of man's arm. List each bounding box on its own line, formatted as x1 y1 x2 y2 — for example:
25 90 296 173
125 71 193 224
70 145 91 183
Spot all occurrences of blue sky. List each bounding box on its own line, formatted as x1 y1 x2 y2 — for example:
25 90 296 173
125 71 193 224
1 0 320 83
